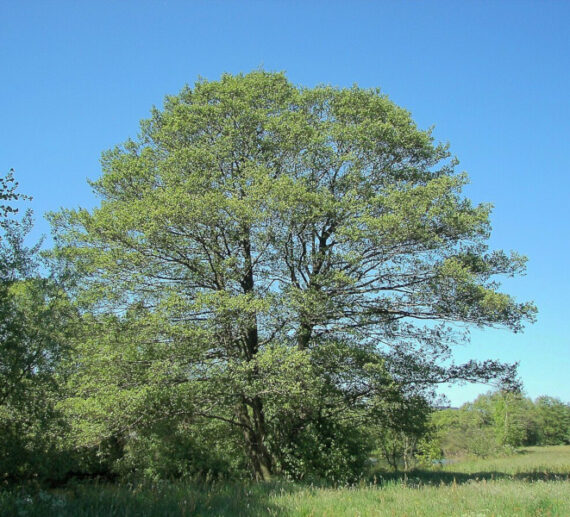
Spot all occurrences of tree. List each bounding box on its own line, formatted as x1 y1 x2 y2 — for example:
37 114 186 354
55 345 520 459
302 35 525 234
431 403 499 457
431 389 542 458
472 391 538 449
0 170 39 408
535 396 570 445
374 390 433 471
0 171 73 482
50 71 536 480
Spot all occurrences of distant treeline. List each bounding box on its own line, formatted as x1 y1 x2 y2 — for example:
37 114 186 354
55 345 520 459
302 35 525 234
431 391 570 458
369 390 570 472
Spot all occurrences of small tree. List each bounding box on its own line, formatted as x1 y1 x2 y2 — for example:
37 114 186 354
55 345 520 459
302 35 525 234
0 170 39 410
374 391 433 471
535 396 570 445
0 171 73 482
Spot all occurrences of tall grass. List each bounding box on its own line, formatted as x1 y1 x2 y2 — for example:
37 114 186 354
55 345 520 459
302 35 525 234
279 479 570 516
2 446 569 516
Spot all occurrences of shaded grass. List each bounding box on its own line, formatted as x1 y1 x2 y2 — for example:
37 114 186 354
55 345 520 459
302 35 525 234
0 481 294 517
2 445 569 516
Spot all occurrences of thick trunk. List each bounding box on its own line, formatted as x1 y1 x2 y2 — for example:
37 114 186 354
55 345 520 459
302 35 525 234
237 398 273 481
251 396 273 480
238 229 272 480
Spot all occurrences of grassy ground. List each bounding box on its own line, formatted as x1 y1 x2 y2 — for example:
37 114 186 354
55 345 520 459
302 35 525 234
2 446 569 516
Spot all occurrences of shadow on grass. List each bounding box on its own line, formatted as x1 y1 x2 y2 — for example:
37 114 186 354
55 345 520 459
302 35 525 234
0 481 302 517
174 481 301 516
371 469 570 487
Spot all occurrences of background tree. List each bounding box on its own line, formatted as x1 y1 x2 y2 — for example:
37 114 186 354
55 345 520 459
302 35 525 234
50 71 536 481
0 171 73 483
373 389 433 471
535 396 570 445
432 400 503 458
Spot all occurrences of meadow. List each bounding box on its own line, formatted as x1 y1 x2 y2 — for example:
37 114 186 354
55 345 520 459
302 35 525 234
1 446 568 516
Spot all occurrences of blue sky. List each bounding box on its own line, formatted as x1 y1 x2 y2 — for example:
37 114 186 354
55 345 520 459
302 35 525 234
1 1 568 406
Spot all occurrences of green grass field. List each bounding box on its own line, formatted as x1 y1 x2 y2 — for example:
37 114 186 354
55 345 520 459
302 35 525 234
2 446 569 516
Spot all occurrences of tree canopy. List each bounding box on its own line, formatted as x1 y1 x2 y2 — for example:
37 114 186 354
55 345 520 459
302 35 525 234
50 71 536 480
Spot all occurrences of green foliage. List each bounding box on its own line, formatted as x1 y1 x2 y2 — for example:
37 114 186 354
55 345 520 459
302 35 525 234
373 391 434 470
535 396 570 445
0 172 74 483
414 434 444 467
0 170 30 220
270 416 372 484
113 419 245 482
432 403 499 457
431 390 569 458
472 391 539 448
48 71 535 481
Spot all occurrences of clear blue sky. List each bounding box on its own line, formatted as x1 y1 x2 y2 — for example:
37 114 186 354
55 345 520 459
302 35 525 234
2 1 568 406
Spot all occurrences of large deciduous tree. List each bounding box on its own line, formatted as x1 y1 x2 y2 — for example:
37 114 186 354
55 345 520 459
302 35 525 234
51 71 536 480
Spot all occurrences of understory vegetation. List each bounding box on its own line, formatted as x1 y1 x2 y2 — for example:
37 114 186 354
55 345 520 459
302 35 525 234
1 446 569 516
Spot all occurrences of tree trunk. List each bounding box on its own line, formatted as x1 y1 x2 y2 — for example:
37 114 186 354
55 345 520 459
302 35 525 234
237 398 273 481
238 229 273 480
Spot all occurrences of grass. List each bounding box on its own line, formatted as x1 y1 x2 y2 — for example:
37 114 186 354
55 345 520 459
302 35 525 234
278 480 569 516
2 446 569 516
441 445 570 476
